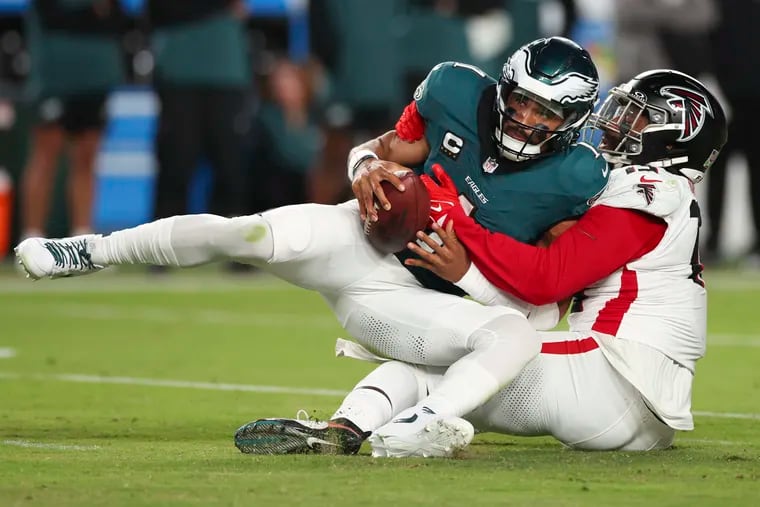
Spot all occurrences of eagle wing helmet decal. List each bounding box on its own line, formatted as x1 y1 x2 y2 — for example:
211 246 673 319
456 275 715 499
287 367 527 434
507 48 598 106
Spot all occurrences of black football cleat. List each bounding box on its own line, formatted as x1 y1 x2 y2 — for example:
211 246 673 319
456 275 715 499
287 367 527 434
234 416 369 455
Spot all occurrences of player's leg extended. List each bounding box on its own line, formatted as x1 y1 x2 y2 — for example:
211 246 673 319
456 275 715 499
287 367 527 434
466 331 675 451
14 213 272 279
15 201 382 291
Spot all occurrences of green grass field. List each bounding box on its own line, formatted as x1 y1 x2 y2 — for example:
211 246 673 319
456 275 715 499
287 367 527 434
0 265 758 506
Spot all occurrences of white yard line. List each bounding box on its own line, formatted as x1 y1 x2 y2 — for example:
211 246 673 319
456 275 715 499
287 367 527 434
0 347 16 359
676 438 756 447
706 274 760 291
0 371 347 397
2 440 100 451
693 411 760 420
0 273 295 294
1 303 338 329
2 370 758 421
707 334 760 347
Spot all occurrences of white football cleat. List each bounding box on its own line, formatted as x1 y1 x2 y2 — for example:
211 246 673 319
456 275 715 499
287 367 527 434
369 406 474 458
15 235 103 280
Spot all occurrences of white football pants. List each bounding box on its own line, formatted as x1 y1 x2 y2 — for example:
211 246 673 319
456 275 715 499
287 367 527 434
93 200 534 367
337 331 676 451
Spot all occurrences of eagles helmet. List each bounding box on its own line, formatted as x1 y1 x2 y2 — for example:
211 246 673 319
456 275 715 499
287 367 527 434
495 37 600 161
584 69 727 183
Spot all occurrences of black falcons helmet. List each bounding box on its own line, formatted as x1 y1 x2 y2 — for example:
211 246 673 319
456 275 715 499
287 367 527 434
584 69 727 183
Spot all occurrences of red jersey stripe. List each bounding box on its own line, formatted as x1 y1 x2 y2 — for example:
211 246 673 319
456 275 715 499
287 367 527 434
591 267 639 336
541 336 599 355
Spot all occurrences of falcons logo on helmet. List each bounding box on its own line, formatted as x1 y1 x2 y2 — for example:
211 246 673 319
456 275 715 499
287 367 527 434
661 86 713 142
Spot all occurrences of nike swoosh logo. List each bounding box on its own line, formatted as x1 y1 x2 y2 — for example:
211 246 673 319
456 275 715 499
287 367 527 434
306 436 337 448
430 201 455 213
392 414 418 424
602 165 609 177
640 175 662 183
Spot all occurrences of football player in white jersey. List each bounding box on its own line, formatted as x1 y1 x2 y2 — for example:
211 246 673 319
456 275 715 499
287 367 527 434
235 69 728 457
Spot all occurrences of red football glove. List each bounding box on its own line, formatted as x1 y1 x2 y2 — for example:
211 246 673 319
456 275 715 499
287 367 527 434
420 163 459 227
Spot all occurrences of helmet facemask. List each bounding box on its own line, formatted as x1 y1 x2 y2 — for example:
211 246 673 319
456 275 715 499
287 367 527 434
494 84 581 161
583 69 728 183
583 88 669 167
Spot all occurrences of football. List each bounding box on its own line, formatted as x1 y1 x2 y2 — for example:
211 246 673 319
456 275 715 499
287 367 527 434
536 219 578 247
364 171 431 254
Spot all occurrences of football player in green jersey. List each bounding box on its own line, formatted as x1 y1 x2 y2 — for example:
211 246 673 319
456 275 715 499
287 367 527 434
17 38 608 459
349 37 608 295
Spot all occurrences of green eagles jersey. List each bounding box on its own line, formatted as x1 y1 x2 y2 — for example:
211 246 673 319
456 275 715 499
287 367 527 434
152 12 249 88
25 1 124 99
399 62 609 293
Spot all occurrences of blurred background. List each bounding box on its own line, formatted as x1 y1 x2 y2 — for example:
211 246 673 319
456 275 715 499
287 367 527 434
0 0 755 268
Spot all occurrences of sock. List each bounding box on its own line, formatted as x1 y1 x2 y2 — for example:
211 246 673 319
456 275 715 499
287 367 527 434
331 361 427 432
91 214 274 267
332 388 393 433
415 355 501 416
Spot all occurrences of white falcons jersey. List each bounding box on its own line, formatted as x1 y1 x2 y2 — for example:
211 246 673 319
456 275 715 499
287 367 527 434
568 166 706 430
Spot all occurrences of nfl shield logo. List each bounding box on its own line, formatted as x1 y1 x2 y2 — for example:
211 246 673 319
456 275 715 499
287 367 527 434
482 157 499 173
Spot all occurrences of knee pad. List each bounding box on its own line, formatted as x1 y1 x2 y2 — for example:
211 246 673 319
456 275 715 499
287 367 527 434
469 313 539 348
259 205 314 263
468 313 541 371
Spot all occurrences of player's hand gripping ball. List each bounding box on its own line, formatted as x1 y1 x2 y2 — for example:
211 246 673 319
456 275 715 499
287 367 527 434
364 171 431 254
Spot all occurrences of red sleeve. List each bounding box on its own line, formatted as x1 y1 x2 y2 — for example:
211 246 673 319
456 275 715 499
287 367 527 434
449 205 667 305
394 101 425 142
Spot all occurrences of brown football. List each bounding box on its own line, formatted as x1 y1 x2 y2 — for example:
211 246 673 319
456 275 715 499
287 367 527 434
364 171 431 254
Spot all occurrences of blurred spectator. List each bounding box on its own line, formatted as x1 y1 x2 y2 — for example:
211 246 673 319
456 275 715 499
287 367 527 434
614 0 739 264
704 0 760 266
307 0 406 204
614 0 717 81
147 0 252 221
539 0 577 39
20 0 127 239
401 0 477 93
247 57 321 211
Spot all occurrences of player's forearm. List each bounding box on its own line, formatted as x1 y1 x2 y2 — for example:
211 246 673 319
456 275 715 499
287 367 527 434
450 205 666 305
456 263 531 311
355 130 428 165
347 131 428 180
